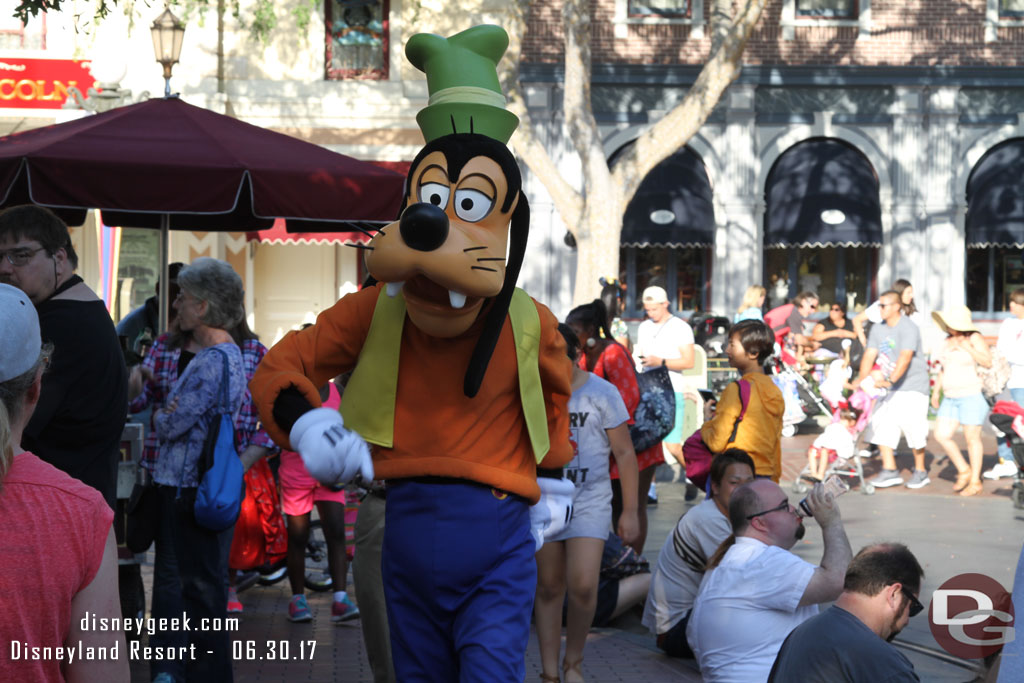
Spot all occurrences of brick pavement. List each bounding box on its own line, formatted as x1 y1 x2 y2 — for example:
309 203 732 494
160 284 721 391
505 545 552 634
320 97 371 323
127 422 1014 682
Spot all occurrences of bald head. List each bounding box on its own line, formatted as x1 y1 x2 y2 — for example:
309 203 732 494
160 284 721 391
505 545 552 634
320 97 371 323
729 479 805 548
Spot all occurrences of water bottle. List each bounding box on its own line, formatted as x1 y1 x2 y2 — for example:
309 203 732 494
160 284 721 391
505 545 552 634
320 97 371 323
796 474 849 518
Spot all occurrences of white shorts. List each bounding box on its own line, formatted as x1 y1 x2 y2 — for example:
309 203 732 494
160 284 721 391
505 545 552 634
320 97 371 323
869 391 930 450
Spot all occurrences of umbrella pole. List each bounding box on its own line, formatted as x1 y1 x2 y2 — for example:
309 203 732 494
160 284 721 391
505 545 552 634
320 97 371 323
158 215 170 334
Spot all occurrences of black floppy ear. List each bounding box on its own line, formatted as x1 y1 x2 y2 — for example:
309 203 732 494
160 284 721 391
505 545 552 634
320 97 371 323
463 193 530 398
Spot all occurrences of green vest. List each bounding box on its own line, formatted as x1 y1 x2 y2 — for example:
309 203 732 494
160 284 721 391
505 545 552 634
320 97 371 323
339 287 551 464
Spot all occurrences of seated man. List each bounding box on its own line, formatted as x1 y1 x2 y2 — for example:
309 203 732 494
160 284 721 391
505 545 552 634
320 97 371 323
768 543 924 682
642 449 755 657
687 479 852 682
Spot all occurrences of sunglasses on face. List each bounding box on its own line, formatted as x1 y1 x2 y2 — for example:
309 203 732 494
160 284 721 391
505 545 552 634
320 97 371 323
901 586 924 618
745 498 791 520
830 306 843 312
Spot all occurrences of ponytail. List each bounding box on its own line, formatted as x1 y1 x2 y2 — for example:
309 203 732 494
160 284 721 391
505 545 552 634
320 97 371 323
706 534 736 570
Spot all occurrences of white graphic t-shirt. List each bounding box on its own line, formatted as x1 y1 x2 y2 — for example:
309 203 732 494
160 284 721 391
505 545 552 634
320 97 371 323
565 374 631 495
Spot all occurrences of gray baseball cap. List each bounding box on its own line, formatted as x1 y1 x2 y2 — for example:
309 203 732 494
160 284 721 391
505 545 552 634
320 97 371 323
0 283 41 383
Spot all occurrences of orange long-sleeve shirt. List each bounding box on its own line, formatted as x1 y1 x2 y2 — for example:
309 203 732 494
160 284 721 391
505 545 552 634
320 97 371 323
700 372 785 481
250 284 573 502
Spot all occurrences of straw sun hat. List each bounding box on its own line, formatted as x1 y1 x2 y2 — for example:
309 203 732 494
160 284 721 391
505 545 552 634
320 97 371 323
931 305 980 335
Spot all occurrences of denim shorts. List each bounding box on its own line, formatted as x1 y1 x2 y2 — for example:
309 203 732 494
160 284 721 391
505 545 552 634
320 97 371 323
937 392 990 426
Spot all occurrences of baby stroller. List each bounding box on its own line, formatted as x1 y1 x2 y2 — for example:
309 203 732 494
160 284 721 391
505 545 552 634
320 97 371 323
989 401 1024 509
690 312 732 357
767 346 833 437
792 387 879 496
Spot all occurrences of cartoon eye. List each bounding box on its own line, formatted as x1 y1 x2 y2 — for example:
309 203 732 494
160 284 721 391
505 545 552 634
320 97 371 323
453 189 494 222
418 182 450 209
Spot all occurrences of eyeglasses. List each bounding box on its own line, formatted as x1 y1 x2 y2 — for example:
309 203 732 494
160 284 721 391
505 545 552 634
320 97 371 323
879 302 898 309
0 245 46 267
746 498 792 520
830 306 843 312
901 586 924 618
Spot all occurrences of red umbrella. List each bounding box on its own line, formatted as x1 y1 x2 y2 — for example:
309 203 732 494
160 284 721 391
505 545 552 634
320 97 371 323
0 96 405 230
0 96 406 326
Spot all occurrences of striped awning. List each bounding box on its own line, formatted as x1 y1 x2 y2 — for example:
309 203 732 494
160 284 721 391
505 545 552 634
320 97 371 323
246 219 376 245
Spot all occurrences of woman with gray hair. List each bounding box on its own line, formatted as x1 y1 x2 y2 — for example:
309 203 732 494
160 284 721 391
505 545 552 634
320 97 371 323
151 257 247 681
0 283 127 682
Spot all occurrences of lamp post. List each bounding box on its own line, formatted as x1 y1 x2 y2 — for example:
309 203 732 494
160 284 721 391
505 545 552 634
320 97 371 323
151 7 186 98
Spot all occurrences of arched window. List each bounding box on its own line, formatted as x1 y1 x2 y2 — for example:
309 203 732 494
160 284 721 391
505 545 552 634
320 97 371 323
966 138 1024 314
763 138 881 313
617 146 715 316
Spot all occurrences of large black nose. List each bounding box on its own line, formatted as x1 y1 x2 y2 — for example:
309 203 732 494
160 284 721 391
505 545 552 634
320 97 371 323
399 202 449 252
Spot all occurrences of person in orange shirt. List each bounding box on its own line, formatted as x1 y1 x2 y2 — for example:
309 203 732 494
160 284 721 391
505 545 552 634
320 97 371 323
250 26 574 682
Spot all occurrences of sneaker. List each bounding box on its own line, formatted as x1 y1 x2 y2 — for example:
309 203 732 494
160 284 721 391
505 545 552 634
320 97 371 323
684 480 699 502
905 470 931 489
984 460 1019 480
226 588 243 614
870 469 904 488
288 595 312 622
331 595 361 623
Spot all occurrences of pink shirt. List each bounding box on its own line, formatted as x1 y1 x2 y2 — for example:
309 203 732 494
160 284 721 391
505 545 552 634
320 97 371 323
0 452 113 682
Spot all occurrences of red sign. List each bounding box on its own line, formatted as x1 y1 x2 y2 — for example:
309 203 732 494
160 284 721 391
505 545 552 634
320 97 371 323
0 57 95 109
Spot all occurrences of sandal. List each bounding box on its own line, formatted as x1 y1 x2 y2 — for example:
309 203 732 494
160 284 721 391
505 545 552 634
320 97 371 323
540 674 559 683
562 658 584 683
953 470 972 492
959 481 984 497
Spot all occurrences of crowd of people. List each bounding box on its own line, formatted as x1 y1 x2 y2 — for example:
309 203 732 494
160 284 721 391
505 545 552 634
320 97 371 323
0 202 1019 683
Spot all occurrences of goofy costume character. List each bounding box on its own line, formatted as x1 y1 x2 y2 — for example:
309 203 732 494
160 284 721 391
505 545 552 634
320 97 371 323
250 25 575 681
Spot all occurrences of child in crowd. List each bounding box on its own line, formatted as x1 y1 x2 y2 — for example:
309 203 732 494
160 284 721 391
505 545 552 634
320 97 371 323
700 320 785 481
534 324 639 683
278 376 359 624
806 408 860 481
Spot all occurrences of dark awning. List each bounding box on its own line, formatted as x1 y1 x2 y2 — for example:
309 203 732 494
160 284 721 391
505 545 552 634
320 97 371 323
621 147 714 248
967 138 1024 248
764 138 882 248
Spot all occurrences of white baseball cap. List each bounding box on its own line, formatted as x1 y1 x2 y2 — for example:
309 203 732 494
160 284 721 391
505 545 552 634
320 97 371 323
642 286 669 304
0 283 41 383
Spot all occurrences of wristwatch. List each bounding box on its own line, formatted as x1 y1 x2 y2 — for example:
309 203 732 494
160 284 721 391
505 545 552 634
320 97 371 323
661 358 667 367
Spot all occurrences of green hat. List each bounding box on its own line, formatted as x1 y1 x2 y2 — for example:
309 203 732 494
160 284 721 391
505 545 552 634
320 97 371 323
406 24 519 144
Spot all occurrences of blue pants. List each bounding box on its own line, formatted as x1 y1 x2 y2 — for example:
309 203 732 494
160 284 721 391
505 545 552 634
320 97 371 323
156 486 234 682
997 388 1024 463
382 479 535 683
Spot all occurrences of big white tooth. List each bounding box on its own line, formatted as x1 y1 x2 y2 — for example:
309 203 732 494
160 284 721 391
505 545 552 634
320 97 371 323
448 290 467 309
386 281 403 298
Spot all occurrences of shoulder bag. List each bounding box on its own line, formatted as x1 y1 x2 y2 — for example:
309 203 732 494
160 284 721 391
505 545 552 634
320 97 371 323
630 366 677 453
681 379 751 490
187 347 246 531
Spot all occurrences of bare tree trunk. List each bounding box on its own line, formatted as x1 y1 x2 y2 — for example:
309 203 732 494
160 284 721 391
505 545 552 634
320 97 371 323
501 0 768 305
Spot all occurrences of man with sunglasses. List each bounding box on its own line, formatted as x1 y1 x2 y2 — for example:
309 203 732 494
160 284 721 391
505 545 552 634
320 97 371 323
687 479 852 682
0 205 127 510
768 543 924 681
851 289 932 490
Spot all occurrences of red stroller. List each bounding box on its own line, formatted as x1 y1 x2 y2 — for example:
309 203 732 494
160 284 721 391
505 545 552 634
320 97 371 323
990 401 1024 509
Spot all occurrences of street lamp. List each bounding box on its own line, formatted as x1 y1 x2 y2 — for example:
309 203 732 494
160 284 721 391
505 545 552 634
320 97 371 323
151 7 186 98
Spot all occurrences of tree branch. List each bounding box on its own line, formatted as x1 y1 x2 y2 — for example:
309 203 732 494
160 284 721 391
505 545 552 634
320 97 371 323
613 0 768 203
500 0 583 231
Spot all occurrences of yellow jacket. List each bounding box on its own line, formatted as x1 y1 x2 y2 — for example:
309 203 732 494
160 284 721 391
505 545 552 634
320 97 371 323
700 372 785 481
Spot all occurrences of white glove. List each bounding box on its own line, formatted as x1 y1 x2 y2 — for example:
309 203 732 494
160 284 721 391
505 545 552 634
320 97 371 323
289 407 374 485
529 476 575 552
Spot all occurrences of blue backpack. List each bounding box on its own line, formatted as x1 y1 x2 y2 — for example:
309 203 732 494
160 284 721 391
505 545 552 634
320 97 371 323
190 347 245 531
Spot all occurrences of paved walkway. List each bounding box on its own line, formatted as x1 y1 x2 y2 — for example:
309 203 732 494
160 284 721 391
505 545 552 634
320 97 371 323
126 424 1015 682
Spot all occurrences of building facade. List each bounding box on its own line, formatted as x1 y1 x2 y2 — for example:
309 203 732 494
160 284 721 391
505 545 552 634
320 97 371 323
521 0 1024 336
2 0 1023 341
